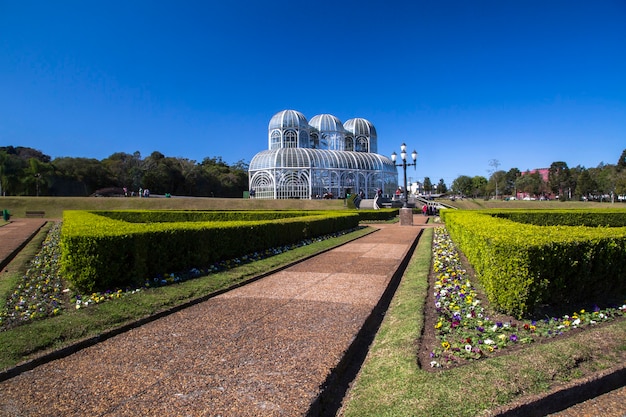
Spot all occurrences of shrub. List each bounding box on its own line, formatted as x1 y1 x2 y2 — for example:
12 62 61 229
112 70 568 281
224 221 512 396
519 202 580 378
440 209 626 317
60 210 359 293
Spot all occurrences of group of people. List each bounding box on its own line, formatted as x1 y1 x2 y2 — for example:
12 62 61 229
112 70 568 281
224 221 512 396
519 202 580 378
122 187 150 197
422 204 439 216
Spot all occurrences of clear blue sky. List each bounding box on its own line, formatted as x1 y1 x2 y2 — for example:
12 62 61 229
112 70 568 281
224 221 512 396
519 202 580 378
1 0 625 186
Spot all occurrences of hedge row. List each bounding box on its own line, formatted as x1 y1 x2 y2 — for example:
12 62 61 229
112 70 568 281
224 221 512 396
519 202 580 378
488 208 626 227
96 210 306 223
356 208 398 222
440 209 626 318
60 210 359 293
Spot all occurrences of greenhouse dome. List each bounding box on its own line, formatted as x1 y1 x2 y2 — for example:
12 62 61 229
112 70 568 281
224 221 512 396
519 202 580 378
268 109 311 149
249 110 397 200
344 117 378 153
309 114 346 151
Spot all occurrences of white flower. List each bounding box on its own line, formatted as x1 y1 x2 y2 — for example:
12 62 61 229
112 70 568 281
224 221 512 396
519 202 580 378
430 361 441 368
484 339 495 345
465 344 472 352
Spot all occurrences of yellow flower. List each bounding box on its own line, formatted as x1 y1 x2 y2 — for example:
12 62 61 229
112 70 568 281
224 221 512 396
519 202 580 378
441 341 451 350
435 321 443 329
563 320 571 326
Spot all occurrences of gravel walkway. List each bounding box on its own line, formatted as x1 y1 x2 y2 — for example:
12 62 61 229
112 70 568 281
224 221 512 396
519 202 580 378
0 220 424 416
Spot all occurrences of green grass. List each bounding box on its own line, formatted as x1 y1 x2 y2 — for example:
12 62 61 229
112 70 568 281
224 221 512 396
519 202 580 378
0 225 374 371
341 227 626 417
0 196 347 218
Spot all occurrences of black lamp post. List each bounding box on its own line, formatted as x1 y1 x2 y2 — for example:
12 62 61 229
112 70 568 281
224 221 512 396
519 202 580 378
391 143 418 208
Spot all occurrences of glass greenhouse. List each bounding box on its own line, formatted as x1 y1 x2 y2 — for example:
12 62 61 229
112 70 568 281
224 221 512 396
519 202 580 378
249 110 398 199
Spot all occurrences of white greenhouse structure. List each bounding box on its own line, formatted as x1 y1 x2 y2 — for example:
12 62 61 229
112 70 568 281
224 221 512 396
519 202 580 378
248 110 398 200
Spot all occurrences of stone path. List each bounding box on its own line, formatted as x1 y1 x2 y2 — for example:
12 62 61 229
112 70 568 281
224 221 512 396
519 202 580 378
0 218 47 272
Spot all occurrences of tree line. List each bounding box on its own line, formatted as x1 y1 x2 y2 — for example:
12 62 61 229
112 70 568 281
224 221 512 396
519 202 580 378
447 149 626 201
2 146 625 201
0 147 249 197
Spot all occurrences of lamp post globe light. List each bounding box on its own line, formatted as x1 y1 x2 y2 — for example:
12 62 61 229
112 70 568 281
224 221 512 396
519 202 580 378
391 143 418 208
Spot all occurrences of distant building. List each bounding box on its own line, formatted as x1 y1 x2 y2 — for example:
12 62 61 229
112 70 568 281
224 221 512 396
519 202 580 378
528 168 550 182
517 168 554 199
248 110 398 199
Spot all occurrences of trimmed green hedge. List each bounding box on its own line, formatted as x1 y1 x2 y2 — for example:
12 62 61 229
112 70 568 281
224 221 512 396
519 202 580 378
96 210 306 223
356 208 398 222
440 209 626 318
60 210 359 293
488 208 626 227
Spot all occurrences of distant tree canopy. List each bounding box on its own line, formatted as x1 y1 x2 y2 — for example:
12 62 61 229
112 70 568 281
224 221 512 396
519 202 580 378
2 146 625 201
445 148 626 201
0 147 249 197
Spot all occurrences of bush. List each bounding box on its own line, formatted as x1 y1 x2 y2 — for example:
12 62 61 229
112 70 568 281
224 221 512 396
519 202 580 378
440 208 626 317
61 210 359 293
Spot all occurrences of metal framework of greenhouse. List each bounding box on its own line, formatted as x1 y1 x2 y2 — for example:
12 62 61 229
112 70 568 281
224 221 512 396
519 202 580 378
248 110 398 199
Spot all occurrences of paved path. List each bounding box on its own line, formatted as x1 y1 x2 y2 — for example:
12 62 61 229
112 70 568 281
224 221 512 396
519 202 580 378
0 218 48 273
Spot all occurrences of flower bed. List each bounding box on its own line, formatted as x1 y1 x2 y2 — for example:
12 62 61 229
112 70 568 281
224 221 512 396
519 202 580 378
429 226 626 368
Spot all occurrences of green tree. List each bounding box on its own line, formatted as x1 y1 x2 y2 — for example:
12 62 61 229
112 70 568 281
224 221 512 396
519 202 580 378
21 158 53 196
487 170 506 199
436 178 447 194
51 157 113 196
423 177 433 194
0 150 7 196
574 168 596 200
589 163 618 202
516 170 546 198
548 161 571 200
451 175 473 197
101 151 143 191
141 152 185 195
0 146 51 195
471 176 488 198
615 170 626 197
504 168 521 196
617 149 626 170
